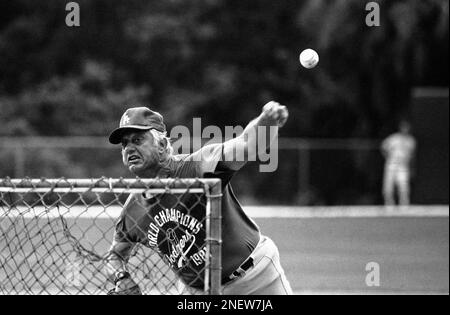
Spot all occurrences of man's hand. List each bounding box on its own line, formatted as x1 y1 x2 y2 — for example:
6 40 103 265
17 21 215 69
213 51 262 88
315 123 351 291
220 100 289 171
261 101 289 127
107 276 142 295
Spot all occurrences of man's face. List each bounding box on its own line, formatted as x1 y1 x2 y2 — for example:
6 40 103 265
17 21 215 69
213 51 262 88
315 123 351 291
120 130 161 175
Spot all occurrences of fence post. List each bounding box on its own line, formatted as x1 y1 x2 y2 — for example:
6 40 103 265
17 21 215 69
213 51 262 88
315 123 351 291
206 180 222 295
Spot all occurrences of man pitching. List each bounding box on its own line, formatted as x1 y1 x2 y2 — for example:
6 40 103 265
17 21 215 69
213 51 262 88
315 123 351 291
106 101 292 295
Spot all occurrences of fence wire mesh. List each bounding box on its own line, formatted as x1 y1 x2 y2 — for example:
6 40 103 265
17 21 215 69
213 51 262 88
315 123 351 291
0 177 222 295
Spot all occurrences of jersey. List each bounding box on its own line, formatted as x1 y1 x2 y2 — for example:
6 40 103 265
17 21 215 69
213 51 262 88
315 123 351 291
113 143 260 288
382 133 416 172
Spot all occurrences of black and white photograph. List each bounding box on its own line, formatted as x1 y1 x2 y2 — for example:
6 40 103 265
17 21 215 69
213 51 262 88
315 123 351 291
0 0 448 300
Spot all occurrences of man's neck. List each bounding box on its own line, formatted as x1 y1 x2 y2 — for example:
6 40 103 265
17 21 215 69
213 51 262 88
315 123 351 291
157 155 176 178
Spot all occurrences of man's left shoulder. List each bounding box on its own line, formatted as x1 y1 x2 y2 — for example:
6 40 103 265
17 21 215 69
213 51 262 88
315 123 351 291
172 153 203 177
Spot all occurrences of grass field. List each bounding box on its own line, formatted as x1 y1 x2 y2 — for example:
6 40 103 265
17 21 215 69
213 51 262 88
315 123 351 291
0 205 448 295
257 215 448 294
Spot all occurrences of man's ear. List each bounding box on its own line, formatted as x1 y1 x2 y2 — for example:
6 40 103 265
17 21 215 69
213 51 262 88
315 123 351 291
157 139 170 163
158 137 168 154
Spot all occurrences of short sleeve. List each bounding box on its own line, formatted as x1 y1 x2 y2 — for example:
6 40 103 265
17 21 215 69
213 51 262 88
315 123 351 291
188 143 237 186
382 136 392 151
189 143 225 175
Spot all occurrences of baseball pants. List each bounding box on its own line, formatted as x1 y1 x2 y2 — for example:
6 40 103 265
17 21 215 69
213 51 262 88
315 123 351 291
179 235 293 295
383 166 410 206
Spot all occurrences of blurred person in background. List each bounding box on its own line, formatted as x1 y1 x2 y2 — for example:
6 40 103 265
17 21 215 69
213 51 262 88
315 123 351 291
381 121 417 207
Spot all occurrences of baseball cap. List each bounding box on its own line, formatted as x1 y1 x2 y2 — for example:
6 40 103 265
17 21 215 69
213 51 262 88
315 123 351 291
109 107 166 144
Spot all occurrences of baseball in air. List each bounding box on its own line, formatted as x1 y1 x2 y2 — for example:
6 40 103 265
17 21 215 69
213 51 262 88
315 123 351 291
299 49 319 69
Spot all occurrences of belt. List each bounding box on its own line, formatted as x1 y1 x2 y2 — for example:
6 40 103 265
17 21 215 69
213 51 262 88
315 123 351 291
222 257 254 285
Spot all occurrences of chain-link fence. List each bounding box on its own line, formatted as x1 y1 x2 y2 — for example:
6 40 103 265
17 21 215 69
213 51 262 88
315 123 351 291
0 137 382 205
0 177 222 295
